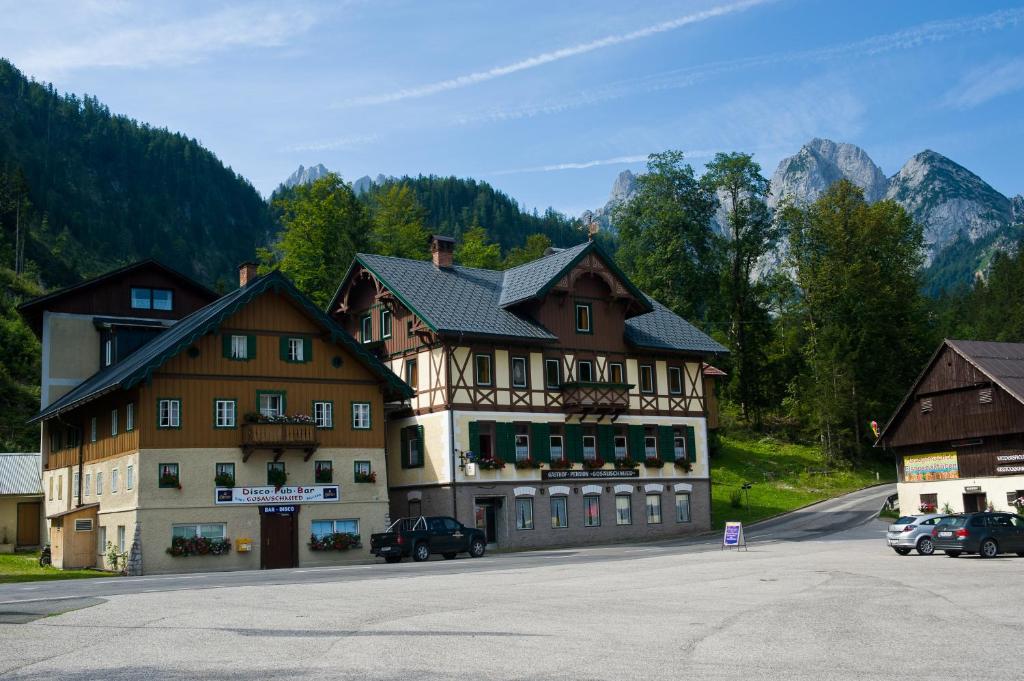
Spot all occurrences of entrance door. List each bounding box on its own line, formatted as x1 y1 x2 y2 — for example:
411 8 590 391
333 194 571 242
474 500 497 544
260 509 297 569
963 493 987 513
16 502 41 547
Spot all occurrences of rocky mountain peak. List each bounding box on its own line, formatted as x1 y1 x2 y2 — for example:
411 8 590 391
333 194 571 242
283 163 330 188
608 170 637 205
768 138 888 208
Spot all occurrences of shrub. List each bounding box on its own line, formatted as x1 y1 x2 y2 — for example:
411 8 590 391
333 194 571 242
729 489 743 509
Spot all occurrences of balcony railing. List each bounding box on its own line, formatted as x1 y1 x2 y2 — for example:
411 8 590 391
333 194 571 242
561 381 631 414
241 423 319 461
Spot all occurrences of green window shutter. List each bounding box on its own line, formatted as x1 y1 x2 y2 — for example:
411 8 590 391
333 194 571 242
415 425 425 467
400 427 409 469
658 425 675 462
564 423 583 463
468 421 481 457
221 334 231 358
279 336 288 361
303 337 313 363
686 426 697 463
628 425 646 460
531 423 550 463
597 424 615 461
246 334 257 360
495 423 515 461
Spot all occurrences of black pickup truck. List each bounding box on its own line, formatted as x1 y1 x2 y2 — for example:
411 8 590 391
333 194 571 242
370 516 487 563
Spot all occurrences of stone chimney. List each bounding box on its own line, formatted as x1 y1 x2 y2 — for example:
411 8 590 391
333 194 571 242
238 261 258 287
429 235 455 269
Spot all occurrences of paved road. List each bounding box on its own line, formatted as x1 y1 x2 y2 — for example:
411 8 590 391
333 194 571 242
5 483 1019 680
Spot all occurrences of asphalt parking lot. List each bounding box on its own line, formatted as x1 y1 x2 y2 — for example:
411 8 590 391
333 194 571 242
2 484 1021 680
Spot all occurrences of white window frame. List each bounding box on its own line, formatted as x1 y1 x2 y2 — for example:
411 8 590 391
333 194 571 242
90 417 97 443
674 435 686 461
311 519 359 539
511 356 528 389
104 339 113 366
158 399 181 428
582 435 597 461
640 365 655 394
474 354 493 386
258 394 283 418
550 496 568 529
545 358 561 389
351 402 371 430
126 465 134 491
361 315 372 343
314 401 334 428
646 493 663 524
72 471 79 498
84 473 91 497
675 492 691 523
381 309 392 339
288 337 304 362
575 302 592 333
614 435 628 460
644 435 658 459
215 399 237 428
578 360 594 383
515 497 534 530
96 471 104 496
111 409 118 437
515 433 530 461
615 495 632 525
549 435 564 461
608 362 624 384
231 334 248 360
669 366 683 395
117 525 126 553
172 523 226 540
126 403 134 432
111 468 119 494
583 495 601 527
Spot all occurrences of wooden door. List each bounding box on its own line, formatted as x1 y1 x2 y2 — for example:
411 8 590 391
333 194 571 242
16 502 41 547
260 511 297 569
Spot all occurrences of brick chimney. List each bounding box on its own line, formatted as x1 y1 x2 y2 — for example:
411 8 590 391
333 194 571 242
238 261 258 287
429 235 455 269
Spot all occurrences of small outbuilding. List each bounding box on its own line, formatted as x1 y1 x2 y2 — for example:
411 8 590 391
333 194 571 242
0 453 44 551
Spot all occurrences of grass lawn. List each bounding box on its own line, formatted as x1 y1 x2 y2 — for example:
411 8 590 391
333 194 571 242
710 433 896 530
0 551 111 584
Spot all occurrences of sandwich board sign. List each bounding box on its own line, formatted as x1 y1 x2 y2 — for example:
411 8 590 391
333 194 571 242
722 521 747 550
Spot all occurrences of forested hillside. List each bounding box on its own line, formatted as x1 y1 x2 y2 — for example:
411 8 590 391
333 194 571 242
0 59 274 291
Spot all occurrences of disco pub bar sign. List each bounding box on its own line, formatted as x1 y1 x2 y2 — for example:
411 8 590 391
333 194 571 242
215 485 340 505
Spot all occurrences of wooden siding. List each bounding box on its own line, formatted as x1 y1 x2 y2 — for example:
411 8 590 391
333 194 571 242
918 345 989 394
896 434 1024 481
43 387 142 470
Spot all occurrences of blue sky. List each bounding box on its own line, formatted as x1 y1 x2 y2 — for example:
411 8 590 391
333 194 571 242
3 0 1023 216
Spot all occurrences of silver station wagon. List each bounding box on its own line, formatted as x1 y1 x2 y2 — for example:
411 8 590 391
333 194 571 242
886 514 949 555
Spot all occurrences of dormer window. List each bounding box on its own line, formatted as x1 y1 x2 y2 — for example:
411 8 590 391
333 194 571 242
575 302 592 334
131 287 173 311
361 315 372 343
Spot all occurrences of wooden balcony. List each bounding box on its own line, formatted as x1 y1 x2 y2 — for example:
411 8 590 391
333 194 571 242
560 381 631 416
241 423 319 461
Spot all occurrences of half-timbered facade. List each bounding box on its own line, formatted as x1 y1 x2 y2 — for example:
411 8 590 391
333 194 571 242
331 236 727 549
877 340 1024 516
27 265 410 574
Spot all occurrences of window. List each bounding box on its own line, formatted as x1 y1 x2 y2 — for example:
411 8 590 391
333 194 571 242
258 392 284 418
267 461 286 485
126 465 134 491
351 402 371 430
616 495 632 525
516 497 534 530
126 403 134 432
640 365 655 393
104 339 113 367
111 468 119 493
475 354 493 386
406 320 415 338
644 435 657 459
74 519 93 532
158 463 179 488
172 523 226 540
111 409 118 436
130 287 173 311
515 428 530 462
550 435 564 461
511 356 528 389
354 460 371 481
361 315 372 343
583 435 597 461
311 519 359 539
405 359 418 389
551 496 568 528
67 427 79 449
84 473 92 496
614 435 628 460
158 399 181 428
578 360 594 383
919 493 938 510
215 399 237 428
88 417 97 443
57 474 62 500
96 471 104 496
669 366 683 395
48 476 53 501
49 428 61 452
315 460 333 483
646 494 663 524
575 302 592 333
584 496 601 527
98 527 106 558
381 309 392 339
677 493 692 523
73 471 79 498
287 337 305 362
117 525 126 554
215 462 235 485
230 334 248 360
609 362 624 384
407 433 421 468
313 401 333 429
545 358 561 389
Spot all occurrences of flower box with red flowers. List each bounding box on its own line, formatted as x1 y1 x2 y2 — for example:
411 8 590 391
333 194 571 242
159 474 182 490
308 532 361 551
355 470 377 483
614 457 639 470
918 503 937 513
582 457 606 470
166 536 231 557
549 458 572 470
514 457 542 470
675 459 693 472
644 457 665 468
478 457 507 470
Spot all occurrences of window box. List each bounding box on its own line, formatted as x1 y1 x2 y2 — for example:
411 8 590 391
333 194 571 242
644 456 665 468
514 457 542 470
613 457 639 470
267 465 288 489
166 536 231 557
918 502 937 514
549 458 573 470
214 472 235 487
354 470 377 483
308 532 361 551
477 456 507 470
674 459 693 472
582 457 606 470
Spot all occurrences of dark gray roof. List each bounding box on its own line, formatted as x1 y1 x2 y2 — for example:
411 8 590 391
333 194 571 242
948 339 1024 404
626 298 729 354
499 242 591 307
355 254 557 340
348 245 725 355
0 453 42 496
33 271 411 423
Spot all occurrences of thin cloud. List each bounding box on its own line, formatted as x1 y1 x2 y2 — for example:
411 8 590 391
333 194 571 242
942 56 1024 109
455 7 1024 126
284 133 381 153
489 151 718 176
16 5 317 75
334 0 772 108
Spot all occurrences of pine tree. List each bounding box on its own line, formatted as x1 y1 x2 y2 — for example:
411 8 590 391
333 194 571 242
455 226 503 269
369 185 430 260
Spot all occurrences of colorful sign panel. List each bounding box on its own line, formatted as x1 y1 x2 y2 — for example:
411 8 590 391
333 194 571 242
903 452 959 482
722 522 746 549
215 485 339 505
